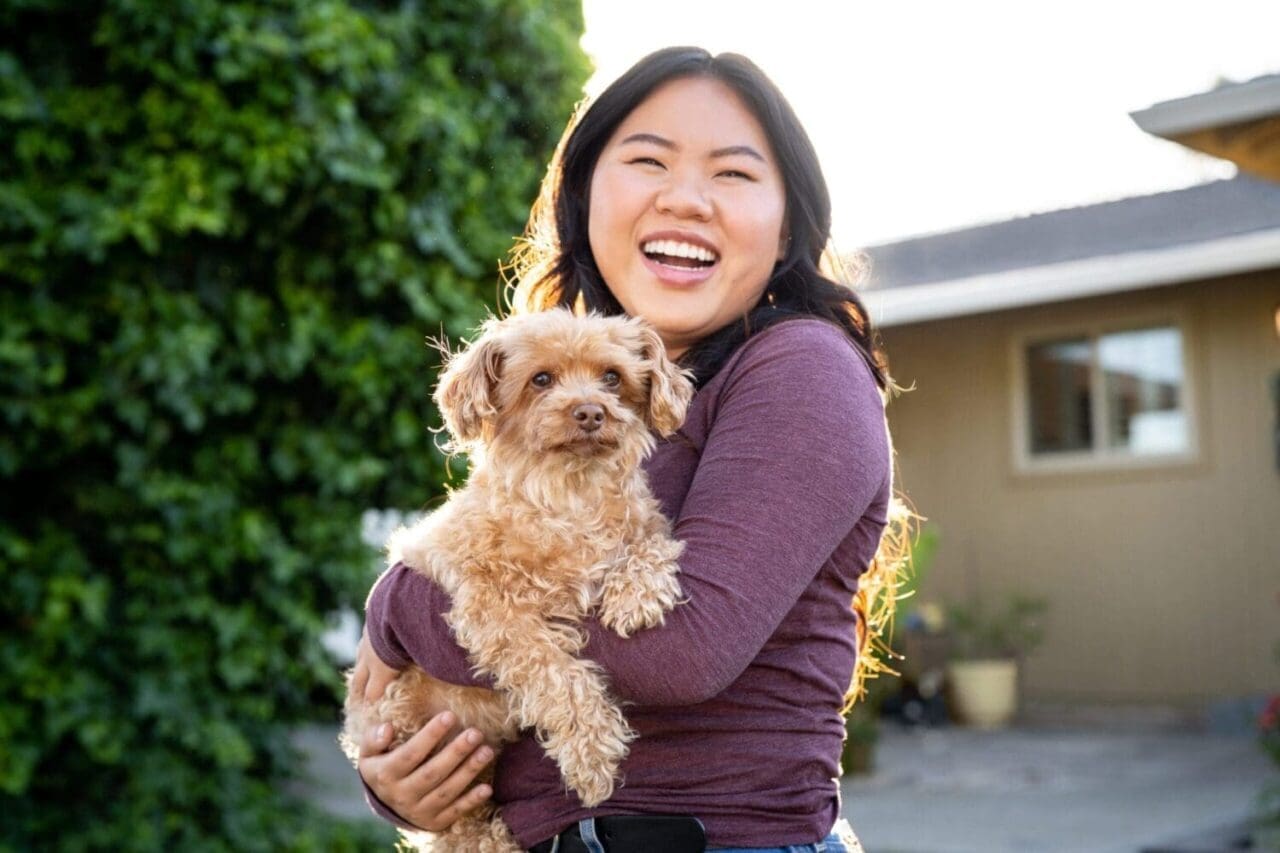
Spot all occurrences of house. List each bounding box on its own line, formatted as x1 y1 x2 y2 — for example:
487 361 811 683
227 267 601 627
861 75 1280 708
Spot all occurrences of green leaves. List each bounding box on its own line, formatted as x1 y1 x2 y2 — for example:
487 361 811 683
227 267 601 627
0 0 586 848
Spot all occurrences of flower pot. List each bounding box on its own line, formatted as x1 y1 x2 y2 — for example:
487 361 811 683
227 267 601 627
947 658 1019 728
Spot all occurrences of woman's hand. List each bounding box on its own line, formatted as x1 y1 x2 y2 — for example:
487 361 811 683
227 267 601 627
352 627 495 831
358 712 496 832
352 626 402 704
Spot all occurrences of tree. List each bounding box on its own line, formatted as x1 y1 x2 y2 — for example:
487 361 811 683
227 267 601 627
0 1 588 848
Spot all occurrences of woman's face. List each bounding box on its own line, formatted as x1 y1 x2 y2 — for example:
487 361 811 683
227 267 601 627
587 76 787 359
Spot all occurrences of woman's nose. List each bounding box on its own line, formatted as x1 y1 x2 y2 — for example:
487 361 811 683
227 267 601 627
655 174 713 221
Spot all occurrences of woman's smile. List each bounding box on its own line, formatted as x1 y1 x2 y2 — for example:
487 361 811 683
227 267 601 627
638 229 720 286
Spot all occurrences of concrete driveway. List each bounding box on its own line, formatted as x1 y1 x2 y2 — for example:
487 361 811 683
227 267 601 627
294 721 1277 852
840 725 1274 853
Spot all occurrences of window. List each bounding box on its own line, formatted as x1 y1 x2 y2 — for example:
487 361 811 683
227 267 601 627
1017 322 1194 469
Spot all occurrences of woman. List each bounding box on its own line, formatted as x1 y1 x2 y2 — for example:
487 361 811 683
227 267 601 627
352 46 906 853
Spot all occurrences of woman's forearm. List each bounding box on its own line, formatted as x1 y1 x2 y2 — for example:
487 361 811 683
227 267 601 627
365 563 491 688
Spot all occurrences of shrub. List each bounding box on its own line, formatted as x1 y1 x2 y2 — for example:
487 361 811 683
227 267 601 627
0 0 587 848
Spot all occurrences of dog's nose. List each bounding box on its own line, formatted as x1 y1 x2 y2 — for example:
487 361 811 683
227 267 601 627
572 403 605 432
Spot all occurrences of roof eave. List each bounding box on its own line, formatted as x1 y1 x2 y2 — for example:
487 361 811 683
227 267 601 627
1130 75 1280 138
864 227 1280 328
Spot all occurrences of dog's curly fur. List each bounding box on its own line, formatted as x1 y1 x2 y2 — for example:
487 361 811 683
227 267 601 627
341 309 694 852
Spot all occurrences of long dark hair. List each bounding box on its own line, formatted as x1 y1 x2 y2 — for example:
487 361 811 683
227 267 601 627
507 46 889 391
505 47 912 703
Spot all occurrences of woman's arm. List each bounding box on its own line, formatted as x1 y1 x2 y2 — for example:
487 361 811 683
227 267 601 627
363 319 890 704
581 320 890 704
364 561 478 685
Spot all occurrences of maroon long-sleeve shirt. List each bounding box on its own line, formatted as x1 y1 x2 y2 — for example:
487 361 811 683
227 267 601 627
363 317 892 848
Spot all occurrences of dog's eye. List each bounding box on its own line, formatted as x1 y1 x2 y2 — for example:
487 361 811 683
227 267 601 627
602 369 621 388
531 371 553 389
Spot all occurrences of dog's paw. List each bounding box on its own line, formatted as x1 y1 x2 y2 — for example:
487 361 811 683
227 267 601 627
569 762 618 808
560 733 629 807
598 561 682 638
545 730 627 807
541 696 632 807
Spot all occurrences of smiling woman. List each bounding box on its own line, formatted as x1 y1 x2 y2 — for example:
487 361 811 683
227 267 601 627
353 46 905 853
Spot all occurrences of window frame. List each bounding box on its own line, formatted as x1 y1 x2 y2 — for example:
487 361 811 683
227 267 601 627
1009 308 1201 474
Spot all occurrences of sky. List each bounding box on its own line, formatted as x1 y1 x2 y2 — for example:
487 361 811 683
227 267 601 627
580 0 1280 250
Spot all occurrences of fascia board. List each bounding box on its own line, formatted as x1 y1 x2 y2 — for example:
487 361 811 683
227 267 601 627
865 227 1280 327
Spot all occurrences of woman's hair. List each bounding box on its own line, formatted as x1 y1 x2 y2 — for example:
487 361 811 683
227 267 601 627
505 45 914 706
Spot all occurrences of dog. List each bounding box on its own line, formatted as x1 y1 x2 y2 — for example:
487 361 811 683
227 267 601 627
341 308 694 852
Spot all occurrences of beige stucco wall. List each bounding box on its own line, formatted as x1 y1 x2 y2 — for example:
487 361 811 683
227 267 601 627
879 269 1280 704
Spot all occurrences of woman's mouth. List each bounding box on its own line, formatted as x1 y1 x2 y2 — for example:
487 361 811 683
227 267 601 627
641 239 718 268
640 239 719 285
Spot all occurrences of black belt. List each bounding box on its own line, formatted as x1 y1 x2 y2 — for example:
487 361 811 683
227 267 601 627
528 815 706 853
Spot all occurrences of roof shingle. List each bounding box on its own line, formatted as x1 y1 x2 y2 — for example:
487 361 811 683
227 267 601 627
861 175 1280 289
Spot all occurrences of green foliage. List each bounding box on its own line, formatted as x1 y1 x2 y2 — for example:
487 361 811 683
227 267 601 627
891 524 939 628
945 594 1048 661
0 0 588 848
842 525 941 773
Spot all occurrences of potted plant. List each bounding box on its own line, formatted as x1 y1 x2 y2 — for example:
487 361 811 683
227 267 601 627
944 593 1047 728
884 529 952 729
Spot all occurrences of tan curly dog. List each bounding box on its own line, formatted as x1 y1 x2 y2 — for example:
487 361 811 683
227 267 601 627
342 309 694 852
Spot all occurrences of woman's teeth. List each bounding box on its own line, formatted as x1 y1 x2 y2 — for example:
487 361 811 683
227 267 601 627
642 240 718 267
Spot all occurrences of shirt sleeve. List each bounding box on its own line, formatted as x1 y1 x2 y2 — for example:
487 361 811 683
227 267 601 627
362 319 890 705
365 560 481 686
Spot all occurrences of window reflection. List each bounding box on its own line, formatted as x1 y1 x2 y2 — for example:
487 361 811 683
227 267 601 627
1099 327 1186 454
1027 338 1092 454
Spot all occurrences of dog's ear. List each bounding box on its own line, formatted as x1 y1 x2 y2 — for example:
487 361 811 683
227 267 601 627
631 321 693 436
434 326 504 445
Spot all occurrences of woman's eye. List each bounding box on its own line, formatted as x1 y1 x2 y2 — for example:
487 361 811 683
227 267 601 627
602 369 621 388
718 169 753 180
531 372 553 388
628 157 664 168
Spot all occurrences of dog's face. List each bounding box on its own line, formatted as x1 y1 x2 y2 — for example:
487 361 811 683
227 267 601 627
435 309 693 457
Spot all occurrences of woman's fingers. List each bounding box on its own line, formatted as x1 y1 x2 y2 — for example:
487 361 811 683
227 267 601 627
351 628 372 699
365 657 399 703
410 732 495 832
383 711 457 779
345 630 491 833
358 722 394 759
351 661 369 701
356 628 401 703
419 778 493 832
357 717 450 822
356 711 496 833
407 726 489 796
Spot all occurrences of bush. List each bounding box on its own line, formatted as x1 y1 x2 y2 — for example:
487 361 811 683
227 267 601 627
0 1 587 848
